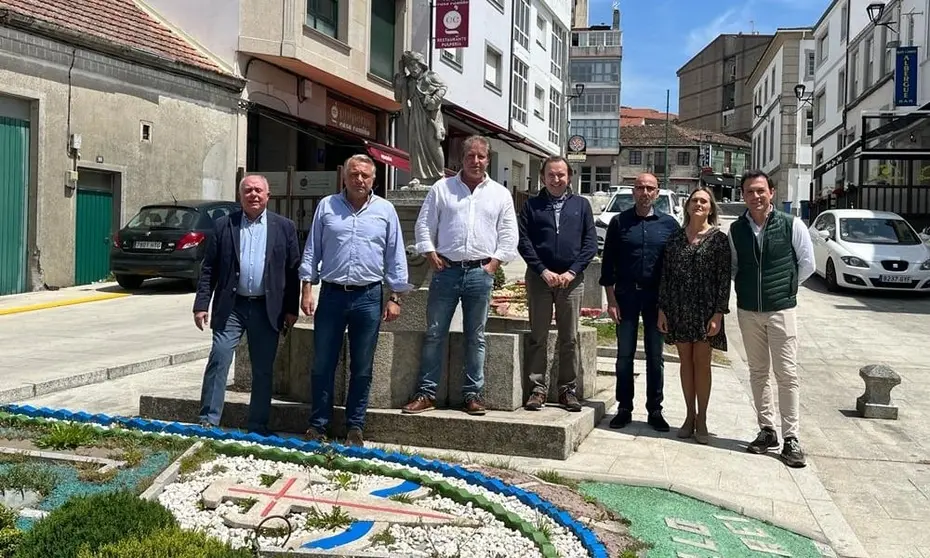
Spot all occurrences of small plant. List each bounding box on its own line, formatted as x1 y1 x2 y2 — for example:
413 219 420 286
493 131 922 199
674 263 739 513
370 528 397 546
493 267 506 290
34 422 99 450
388 493 414 505
75 526 251 558
236 498 258 513
534 469 579 489
0 527 22 558
0 505 15 531
533 513 552 539
259 473 281 487
327 471 356 491
75 463 118 484
178 444 216 477
305 506 352 531
210 464 228 475
0 462 58 497
13 491 177 558
0 453 26 466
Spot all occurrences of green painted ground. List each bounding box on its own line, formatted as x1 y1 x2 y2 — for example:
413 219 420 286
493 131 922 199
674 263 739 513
579 483 829 558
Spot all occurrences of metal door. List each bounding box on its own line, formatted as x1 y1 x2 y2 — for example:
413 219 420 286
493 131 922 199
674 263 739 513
74 188 113 285
0 116 29 295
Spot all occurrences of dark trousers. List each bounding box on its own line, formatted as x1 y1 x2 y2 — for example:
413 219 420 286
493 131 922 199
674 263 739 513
525 270 583 395
614 288 665 414
198 296 279 432
308 282 383 431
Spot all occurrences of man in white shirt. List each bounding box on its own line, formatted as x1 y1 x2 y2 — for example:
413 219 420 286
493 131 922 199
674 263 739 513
402 135 519 416
729 170 815 469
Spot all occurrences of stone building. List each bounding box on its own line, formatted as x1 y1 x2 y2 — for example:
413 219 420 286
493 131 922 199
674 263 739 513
616 123 750 199
0 0 244 294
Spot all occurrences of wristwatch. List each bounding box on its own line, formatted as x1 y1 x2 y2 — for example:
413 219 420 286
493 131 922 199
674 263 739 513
388 294 402 306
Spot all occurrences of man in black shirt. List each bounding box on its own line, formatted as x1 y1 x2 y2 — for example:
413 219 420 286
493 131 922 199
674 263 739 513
599 173 680 430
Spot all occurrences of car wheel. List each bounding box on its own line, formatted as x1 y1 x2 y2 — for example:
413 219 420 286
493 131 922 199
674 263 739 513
115 274 144 290
825 259 839 292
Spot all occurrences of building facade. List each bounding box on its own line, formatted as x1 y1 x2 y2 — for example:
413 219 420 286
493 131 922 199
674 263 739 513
614 124 749 198
677 33 773 140
0 0 243 293
747 28 816 213
569 7 622 193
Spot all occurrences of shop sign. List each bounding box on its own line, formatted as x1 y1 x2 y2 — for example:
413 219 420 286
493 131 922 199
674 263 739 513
566 134 587 162
435 0 469 49
895 46 918 107
326 98 376 139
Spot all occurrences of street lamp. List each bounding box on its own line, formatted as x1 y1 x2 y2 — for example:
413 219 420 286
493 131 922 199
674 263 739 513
794 84 813 108
567 83 585 100
754 104 763 117
867 2 897 32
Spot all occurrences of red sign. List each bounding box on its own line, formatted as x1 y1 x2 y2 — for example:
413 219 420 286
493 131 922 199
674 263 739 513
434 0 469 49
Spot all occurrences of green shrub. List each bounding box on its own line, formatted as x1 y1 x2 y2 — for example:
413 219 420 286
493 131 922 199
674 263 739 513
0 505 16 531
493 267 506 290
13 491 177 558
0 528 23 558
76 527 251 558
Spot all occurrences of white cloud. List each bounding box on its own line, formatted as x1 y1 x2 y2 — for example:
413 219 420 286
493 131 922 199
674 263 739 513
684 3 757 56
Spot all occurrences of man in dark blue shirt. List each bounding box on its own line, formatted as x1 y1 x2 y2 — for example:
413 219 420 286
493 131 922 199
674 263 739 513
599 172 680 430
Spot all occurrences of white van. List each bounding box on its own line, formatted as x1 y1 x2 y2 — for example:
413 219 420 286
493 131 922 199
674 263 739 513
595 187 683 252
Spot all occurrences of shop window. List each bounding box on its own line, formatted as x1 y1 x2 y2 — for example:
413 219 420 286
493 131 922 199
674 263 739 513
369 0 396 81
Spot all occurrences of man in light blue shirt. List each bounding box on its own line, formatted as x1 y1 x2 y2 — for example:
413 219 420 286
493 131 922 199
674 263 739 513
299 154 410 446
238 208 267 296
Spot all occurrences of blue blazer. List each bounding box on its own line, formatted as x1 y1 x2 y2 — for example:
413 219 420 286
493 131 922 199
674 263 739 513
193 209 300 332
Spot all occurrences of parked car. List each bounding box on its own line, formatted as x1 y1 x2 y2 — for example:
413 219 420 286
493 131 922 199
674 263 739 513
920 225 930 243
110 200 240 290
808 209 930 292
595 187 683 252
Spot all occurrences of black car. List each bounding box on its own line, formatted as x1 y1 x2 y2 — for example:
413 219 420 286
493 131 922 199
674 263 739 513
110 200 239 290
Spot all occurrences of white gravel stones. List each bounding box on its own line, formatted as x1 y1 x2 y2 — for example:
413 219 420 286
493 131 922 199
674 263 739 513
155 453 588 557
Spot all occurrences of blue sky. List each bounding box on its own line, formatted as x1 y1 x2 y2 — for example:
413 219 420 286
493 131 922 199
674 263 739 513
589 0 832 113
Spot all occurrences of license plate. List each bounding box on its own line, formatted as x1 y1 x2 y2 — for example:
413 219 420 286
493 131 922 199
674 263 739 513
879 274 911 283
133 241 162 250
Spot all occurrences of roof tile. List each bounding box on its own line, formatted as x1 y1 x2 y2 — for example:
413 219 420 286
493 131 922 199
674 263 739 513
0 0 226 75
620 123 750 148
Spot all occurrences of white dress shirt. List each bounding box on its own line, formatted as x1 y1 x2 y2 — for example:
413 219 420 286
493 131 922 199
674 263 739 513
414 173 519 263
729 207 815 283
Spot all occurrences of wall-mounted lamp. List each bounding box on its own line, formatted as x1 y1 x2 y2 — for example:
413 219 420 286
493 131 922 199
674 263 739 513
794 84 814 108
754 104 763 117
567 83 585 100
867 2 897 33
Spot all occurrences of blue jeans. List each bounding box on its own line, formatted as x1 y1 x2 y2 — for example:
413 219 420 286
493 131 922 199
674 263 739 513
615 288 665 414
416 266 493 401
198 296 279 432
308 282 383 431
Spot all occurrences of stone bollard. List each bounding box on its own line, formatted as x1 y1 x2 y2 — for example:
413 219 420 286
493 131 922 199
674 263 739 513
856 364 902 419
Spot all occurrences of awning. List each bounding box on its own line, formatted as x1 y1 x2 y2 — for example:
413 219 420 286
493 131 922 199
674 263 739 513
443 104 556 159
364 141 456 177
701 173 739 188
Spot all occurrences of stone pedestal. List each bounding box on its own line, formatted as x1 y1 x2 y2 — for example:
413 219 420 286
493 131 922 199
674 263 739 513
856 363 902 420
581 261 603 310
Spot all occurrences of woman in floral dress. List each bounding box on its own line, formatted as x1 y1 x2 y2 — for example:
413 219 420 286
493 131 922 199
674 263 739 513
658 187 731 444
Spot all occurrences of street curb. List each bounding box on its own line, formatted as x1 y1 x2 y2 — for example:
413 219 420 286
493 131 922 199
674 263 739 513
725 307 870 558
0 344 211 404
596 345 681 363
0 292 130 316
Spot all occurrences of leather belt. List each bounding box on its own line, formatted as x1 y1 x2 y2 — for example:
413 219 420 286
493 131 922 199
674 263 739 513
322 281 381 292
236 294 265 301
441 256 491 269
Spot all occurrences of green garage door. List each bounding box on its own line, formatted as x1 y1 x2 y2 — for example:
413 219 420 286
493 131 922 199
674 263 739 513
74 188 113 285
0 116 29 296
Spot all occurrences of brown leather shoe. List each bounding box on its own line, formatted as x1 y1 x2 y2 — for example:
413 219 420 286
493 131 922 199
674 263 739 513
559 392 583 412
524 392 546 411
402 395 435 414
304 426 324 442
463 397 487 416
346 427 364 447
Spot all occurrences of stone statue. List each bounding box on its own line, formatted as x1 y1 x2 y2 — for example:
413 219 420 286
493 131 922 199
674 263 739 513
393 51 447 186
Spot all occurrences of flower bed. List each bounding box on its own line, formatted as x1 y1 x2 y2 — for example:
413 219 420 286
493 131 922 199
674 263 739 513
0 405 614 558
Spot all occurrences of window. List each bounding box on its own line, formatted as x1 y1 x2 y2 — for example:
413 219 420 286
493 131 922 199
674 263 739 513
570 119 618 149
629 150 642 165
837 69 845 109
595 167 611 190
369 0 396 81
804 109 813 141
839 217 921 245
550 25 565 78
841 3 848 40
570 60 620 83
768 121 775 162
725 58 736 81
580 166 592 192
762 127 768 164
805 50 815 78
441 48 463 70
722 83 735 110
486 0 504 12
653 151 666 175
548 88 561 144
864 38 873 86
140 121 152 142
536 15 546 48
817 32 829 63
571 90 619 113
533 86 545 119
763 77 769 102
514 0 529 49
306 0 338 38
849 50 858 99
770 66 775 95
815 90 825 123
511 57 528 124
676 151 690 166
485 46 502 92
723 111 731 128
883 21 893 74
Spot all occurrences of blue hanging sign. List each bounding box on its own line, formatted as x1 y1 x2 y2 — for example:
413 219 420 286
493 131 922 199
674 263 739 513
895 46 919 107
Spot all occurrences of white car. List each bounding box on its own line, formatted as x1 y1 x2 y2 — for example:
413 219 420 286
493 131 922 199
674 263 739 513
920 225 930 243
595 187 683 252
809 209 930 292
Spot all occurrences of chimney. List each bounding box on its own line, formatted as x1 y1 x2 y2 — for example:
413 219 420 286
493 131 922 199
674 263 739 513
612 7 620 29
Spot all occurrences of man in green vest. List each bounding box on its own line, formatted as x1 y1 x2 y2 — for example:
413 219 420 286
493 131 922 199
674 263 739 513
729 170 814 468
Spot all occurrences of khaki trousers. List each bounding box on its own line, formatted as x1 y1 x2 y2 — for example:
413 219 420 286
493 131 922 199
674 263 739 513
525 270 583 395
736 307 801 440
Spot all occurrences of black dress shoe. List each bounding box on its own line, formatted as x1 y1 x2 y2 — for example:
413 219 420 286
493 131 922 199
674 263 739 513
648 411 670 432
609 409 632 429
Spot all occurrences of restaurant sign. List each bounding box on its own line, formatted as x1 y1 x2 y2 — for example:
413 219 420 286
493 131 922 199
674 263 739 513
326 98 377 140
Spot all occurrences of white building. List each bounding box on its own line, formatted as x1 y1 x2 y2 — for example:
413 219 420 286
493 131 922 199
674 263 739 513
809 0 873 196
747 28 816 213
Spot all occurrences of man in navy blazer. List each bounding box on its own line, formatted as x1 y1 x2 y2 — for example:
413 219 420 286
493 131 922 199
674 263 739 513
193 174 300 435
